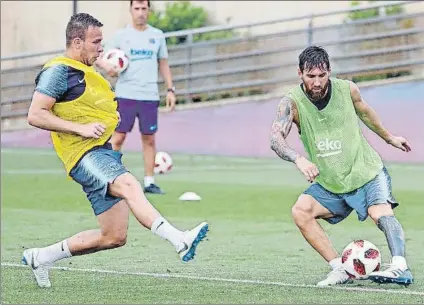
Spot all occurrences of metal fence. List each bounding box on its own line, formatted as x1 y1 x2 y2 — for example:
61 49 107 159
1 0 423 120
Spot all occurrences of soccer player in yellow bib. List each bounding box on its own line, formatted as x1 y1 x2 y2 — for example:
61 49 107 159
22 13 208 288
270 46 413 287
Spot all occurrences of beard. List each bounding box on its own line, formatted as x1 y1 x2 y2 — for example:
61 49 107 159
305 81 330 101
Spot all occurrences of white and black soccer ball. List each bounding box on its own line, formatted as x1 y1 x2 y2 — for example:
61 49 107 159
103 48 129 74
154 151 173 174
342 240 381 279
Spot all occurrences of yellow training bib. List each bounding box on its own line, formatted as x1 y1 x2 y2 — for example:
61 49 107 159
42 56 119 174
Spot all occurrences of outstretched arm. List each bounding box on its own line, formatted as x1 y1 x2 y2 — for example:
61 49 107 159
350 81 411 152
270 96 300 162
350 81 391 141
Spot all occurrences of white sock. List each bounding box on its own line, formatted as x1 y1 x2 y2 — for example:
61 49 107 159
37 239 72 264
144 176 155 188
329 257 342 270
392 256 407 270
151 217 184 250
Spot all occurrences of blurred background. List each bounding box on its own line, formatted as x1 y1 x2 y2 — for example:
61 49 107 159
1 0 423 162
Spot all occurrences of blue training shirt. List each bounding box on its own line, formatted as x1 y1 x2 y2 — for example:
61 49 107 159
103 24 169 101
35 64 87 102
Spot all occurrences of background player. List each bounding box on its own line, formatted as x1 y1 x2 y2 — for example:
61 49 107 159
96 0 175 195
23 13 207 288
270 46 413 287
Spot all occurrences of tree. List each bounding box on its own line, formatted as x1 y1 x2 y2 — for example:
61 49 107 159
347 1 404 21
346 1 410 82
148 1 234 45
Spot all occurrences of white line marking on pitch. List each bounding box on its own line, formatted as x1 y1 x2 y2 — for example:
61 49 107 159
2 262 423 296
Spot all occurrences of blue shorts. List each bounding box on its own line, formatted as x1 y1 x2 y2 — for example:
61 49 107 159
304 167 399 224
70 144 128 216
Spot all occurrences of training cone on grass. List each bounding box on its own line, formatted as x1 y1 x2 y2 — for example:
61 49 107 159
179 192 202 201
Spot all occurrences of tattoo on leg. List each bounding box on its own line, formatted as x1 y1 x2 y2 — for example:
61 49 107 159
377 215 405 257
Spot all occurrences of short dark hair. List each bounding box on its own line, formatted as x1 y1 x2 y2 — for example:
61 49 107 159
130 0 151 7
66 13 103 47
298 46 331 73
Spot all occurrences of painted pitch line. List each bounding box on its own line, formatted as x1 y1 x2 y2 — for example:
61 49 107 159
2 262 423 296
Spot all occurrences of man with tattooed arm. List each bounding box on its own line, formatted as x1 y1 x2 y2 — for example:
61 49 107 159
270 46 413 287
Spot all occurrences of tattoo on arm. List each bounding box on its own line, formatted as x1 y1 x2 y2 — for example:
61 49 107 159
270 96 300 163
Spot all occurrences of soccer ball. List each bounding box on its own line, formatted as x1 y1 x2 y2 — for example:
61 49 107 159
341 240 381 279
102 48 129 74
154 151 173 174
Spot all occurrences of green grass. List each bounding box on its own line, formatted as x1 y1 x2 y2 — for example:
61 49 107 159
1 148 424 304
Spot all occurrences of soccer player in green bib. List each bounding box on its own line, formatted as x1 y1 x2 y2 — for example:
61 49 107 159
270 46 413 287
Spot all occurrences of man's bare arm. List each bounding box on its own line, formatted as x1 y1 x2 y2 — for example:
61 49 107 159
28 91 83 134
28 92 105 139
159 59 174 89
270 96 300 163
350 81 392 143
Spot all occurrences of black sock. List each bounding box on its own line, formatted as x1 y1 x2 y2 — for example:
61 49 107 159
377 215 405 257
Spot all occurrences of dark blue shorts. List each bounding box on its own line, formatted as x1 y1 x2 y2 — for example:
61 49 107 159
115 98 159 135
304 167 399 224
70 144 128 216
